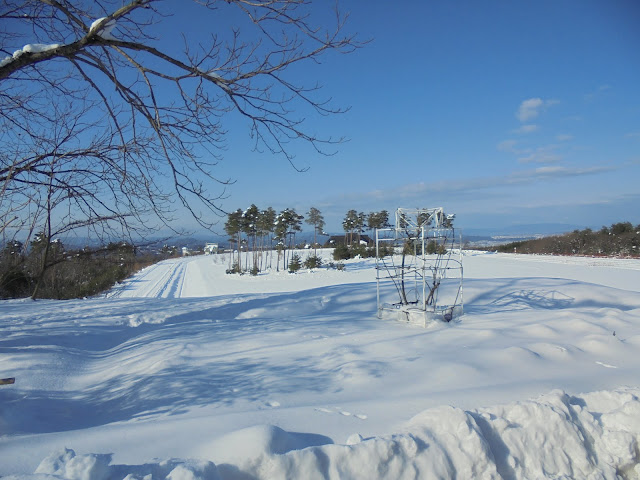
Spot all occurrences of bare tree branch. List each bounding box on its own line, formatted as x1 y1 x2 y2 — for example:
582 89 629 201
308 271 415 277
1 0 363 250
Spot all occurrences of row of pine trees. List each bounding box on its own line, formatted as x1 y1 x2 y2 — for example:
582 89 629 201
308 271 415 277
223 206 394 274
223 206 326 274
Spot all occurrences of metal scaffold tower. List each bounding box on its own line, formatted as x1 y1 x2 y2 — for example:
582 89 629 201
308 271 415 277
375 207 463 327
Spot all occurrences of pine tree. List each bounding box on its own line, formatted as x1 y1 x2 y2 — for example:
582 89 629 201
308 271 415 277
259 207 277 270
288 253 302 273
343 210 358 246
242 204 260 272
305 207 325 255
367 210 390 240
275 208 304 269
224 209 244 272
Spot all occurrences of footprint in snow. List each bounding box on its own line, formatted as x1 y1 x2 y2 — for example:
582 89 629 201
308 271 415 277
314 407 367 420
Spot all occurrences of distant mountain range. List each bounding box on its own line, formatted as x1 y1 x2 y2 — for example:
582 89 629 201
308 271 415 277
461 223 585 237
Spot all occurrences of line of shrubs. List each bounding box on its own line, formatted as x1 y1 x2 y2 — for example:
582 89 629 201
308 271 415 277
492 222 640 257
0 239 173 300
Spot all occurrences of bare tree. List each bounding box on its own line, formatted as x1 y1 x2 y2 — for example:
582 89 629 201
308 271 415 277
1 0 361 235
0 90 168 297
1 0 361 296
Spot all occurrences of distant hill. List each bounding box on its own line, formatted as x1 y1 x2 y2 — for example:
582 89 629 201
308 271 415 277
485 222 639 257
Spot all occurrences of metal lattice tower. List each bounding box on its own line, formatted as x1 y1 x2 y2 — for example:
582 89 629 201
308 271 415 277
375 208 463 326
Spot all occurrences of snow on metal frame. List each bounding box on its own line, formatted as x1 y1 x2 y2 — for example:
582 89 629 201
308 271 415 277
376 207 463 327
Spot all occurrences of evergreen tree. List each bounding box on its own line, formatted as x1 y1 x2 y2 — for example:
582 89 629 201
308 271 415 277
343 209 359 246
368 210 390 231
242 204 260 272
305 207 325 255
275 208 304 269
258 207 277 270
274 212 287 271
356 212 366 243
288 253 302 273
224 209 244 272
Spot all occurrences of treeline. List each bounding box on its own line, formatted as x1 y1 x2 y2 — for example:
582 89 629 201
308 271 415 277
492 222 640 257
223 205 324 274
223 206 395 273
0 235 176 299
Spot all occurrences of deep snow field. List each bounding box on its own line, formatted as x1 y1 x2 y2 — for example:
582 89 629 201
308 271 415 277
1 249 640 479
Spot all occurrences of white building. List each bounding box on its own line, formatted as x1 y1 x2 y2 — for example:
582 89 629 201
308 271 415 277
204 243 219 255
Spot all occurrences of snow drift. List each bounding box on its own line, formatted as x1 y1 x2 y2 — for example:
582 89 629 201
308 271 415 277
8 388 640 479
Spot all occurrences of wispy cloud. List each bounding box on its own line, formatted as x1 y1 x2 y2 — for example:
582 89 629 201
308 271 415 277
556 134 574 142
518 145 562 164
497 139 533 156
313 164 623 230
352 164 617 203
584 84 612 101
516 98 558 122
625 131 640 139
497 139 518 152
513 124 539 134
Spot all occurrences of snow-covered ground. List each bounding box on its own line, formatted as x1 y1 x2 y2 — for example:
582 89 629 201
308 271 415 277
1 250 640 479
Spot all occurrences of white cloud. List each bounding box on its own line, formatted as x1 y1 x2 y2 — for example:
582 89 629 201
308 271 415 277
517 98 543 122
516 98 558 122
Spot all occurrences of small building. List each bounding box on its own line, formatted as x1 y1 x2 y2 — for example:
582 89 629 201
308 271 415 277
324 235 374 247
204 243 219 255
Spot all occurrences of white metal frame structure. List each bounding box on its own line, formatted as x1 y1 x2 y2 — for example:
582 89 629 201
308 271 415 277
375 207 463 327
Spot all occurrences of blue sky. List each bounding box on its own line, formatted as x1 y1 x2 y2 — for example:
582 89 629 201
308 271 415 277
181 1 640 234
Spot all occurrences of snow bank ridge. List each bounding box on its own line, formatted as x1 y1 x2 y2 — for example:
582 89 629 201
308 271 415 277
9 387 640 480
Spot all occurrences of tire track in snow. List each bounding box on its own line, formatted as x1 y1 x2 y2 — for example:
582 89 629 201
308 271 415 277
110 257 193 298
150 261 181 298
136 262 176 298
108 261 161 298
157 261 187 298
